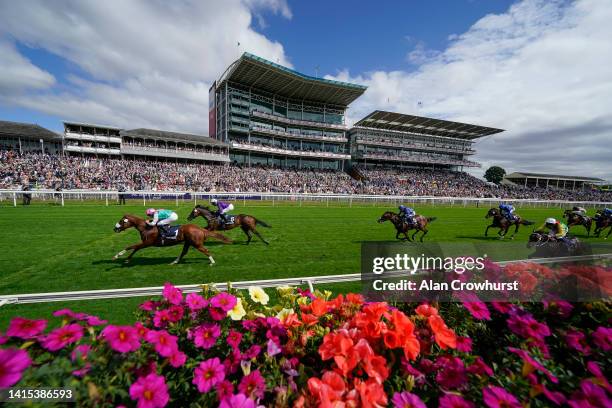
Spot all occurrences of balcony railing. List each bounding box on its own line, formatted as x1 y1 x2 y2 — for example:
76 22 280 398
249 125 348 143
354 137 475 155
64 145 121 155
120 145 230 162
356 152 480 167
231 142 350 160
250 109 347 131
65 132 122 144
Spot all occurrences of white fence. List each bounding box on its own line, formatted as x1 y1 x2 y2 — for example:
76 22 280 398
1 189 611 209
1 254 609 307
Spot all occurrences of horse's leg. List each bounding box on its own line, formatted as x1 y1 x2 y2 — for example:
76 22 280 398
419 228 428 242
125 243 147 262
194 244 215 265
113 242 143 260
484 225 492 237
252 228 269 245
509 222 519 240
586 221 591 236
606 226 612 240
241 225 252 244
411 229 419 241
171 243 190 265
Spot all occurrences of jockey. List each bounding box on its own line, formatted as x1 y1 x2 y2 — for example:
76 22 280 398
536 217 569 243
145 208 178 237
211 198 234 224
602 208 612 219
499 203 516 222
398 205 416 226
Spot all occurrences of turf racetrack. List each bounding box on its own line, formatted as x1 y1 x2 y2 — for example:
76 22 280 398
0 201 608 326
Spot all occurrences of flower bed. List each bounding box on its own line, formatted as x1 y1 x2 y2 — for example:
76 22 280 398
1 262 611 407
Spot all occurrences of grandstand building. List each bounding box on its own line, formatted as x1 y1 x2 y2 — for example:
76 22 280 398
210 52 366 170
349 111 504 171
63 122 229 163
0 120 62 154
503 172 605 191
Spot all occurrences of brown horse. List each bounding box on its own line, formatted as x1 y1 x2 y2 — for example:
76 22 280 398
485 208 534 239
187 205 271 245
112 214 232 265
593 211 612 239
378 211 436 242
563 209 592 236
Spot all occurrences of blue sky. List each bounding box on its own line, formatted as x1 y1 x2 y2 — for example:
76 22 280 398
0 0 610 179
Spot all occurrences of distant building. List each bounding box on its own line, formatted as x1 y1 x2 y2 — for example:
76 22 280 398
0 120 62 154
210 52 367 170
503 172 605 191
63 122 229 163
349 111 503 171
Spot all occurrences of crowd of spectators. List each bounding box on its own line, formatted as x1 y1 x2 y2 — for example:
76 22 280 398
1 150 610 201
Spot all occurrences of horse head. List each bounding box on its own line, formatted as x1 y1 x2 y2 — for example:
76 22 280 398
527 232 549 248
378 211 396 223
187 205 213 221
114 214 140 233
485 208 499 219
563 209 572 217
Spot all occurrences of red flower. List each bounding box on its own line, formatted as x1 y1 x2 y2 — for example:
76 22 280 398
354 378 387 408
428 314 457 350
415 303 438 318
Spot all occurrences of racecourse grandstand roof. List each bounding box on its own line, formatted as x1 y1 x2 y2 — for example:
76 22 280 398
505 172 604 182
217 52 367 106
63 121 121 130
0 120 60 141
121 128 228 147
354 111 504 140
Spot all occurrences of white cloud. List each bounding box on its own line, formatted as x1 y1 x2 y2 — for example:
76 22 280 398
329 0 612 180
0 39 55 94
0 0 291 132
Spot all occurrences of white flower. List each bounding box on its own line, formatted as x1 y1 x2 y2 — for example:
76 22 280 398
227 298 246 320
248 286 269 305
276 308 294 322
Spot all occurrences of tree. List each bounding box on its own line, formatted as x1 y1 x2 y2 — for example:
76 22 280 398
484 166 506 184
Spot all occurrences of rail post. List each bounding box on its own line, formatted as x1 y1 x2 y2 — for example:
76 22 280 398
176 194 179 207
105 193 109 206
61 192 65 207
13 192 17 207
143 194 146 207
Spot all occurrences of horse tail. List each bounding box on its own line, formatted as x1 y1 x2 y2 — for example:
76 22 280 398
255 218 272 228
426 217 437 222
207 230 233 244
521 220 535 225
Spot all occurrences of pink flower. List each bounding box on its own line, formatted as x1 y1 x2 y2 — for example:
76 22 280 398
139 300 158 311
134 322 149 339
153 309 171 328
102 325 140 353
145 330 178 357
467 357 494 377
508 347 557 383
462 301 491 320
267 339 281 357
439 394 475 408
210 292 237 312
169 351 187 368
435 356 467 389
162 282 182 305
193 357 225 393
219 394 256 408
167 305 184 323
456 336 472 353
41 323 83 351
129 373 169 408
391 391 426 408
193 324 221 349
507 312 550 341
482 386 521 408
227 329 242 349
0 348 31 387
565 330 591 355
85 315 107 326
216 380 234 401
568 380 611 408
71 344 91 362
238 370 266 399
53 308 78 318
591 327 611 351
186 293 208 311
6 317 47 339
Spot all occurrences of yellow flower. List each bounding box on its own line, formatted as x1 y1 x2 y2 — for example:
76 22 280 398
227 298 246 320
248 286 270 305
276 308 294 322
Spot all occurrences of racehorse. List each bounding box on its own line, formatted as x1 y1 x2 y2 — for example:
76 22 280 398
485 208 534 239
378 211 436 242
563 209 592 236
593 211 612 239
527 232 585 258
112 214 232 265
187 205 271 245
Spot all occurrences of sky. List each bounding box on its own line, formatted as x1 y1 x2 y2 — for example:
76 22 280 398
0 0 610 180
